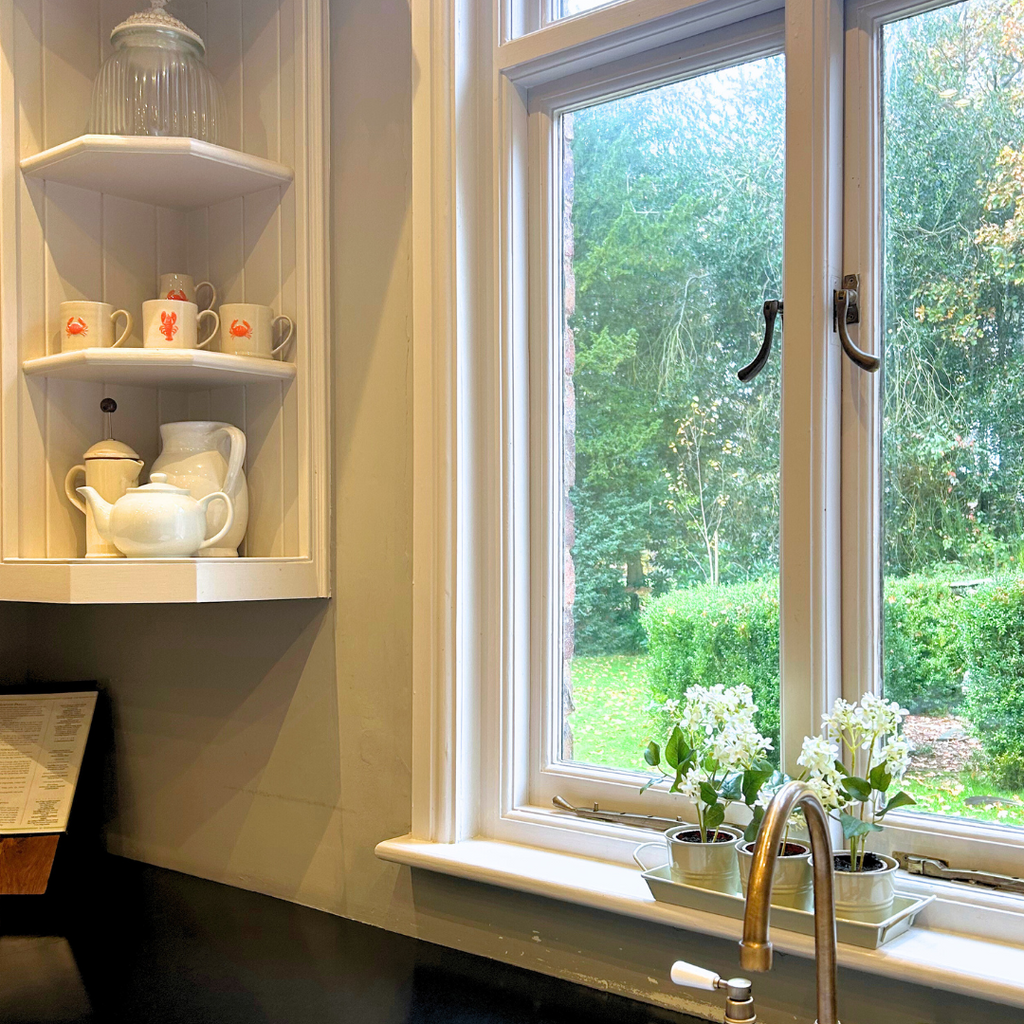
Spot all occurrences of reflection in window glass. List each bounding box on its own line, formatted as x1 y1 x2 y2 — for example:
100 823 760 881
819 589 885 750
560 56 785 773
558 0 616 16
882 0 1024 829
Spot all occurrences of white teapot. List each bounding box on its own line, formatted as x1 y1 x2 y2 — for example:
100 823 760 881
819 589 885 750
77 473 234 559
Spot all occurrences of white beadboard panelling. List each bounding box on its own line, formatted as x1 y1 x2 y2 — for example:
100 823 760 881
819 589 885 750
0 0 329 598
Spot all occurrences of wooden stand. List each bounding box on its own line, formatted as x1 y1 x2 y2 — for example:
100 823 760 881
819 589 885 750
0 835 60 894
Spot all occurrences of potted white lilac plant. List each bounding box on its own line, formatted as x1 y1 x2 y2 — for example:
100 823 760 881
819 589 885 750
798 694 916 919
636 684 775 894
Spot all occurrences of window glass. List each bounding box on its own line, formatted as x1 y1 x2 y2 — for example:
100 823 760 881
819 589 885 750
557 0 617 16
882 0 1024 829
560 56 786 773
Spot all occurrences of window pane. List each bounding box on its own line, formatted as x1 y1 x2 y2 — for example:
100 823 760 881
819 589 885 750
882 0 1024 830
557 0 616 16
560 56 785 773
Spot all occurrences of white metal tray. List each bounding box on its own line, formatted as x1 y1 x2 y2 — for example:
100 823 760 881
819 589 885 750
642 864 934 949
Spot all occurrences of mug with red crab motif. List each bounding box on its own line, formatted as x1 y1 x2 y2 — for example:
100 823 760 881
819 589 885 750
218 303 295 361
142 299 219 350
59 301 133 352
158 274 217 311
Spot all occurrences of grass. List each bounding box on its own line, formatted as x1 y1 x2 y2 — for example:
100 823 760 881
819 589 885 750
565 655 659 772
567 653 1024 830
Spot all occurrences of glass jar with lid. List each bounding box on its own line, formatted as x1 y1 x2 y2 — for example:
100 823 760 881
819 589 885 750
88 0 227 145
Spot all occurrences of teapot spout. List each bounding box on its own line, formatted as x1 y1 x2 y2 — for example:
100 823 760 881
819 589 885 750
76 486 114 542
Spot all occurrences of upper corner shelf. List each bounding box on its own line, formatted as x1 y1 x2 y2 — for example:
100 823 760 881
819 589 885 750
20 135 294 210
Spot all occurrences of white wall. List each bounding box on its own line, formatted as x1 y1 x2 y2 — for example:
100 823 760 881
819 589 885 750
12 3 1015 1022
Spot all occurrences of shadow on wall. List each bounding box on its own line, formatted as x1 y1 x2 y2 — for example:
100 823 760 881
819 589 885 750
23 599 339 906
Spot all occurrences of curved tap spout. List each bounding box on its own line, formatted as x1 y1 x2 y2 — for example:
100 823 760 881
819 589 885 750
76 486 115 543
739 780 839 1024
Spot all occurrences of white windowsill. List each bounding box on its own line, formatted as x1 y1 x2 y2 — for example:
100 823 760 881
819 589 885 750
376 834 1024 1009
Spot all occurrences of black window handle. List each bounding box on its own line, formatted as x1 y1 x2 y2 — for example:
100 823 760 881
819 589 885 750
834 275 879 372
738 299 783 383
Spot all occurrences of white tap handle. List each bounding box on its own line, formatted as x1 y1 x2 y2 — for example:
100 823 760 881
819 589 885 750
670 960 722 991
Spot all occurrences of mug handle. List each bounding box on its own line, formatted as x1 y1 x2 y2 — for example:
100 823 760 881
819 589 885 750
111 309 133 348
196 309 220 349
196 281 217 311
64 465 87 514
632 841 668 872
270 315 295 359
211 424 247 497
197 491 235 551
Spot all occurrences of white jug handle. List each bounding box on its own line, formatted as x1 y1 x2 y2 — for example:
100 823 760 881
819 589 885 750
196 309 220 349
196 281 217 312
632 841 667 872
270 315 295 359
213 424 247 496
111 309 133 348
64 465 86 514
197 491 235 551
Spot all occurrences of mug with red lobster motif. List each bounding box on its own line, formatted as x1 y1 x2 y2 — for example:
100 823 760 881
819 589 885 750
59 301 133 352
142 299 219 350
158 273 217 311
218 303 294 360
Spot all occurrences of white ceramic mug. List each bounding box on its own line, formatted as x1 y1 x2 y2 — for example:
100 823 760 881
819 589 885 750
219 303 294 360
60 301 133 352
158 273 216 311
142 299 219 350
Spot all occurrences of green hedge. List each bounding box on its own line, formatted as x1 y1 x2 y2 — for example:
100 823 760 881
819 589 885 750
642 578 780 757
882 574 967 714
962 578 1024 789
641 572 1024 790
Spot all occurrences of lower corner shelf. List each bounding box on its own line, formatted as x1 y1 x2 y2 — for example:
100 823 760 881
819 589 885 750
0 557 324 604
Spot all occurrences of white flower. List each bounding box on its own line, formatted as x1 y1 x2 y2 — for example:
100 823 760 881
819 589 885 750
882 736 913 781
797 735 839 775
674 764 703 802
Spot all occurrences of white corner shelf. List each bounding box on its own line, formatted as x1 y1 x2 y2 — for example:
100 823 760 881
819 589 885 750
20 135 294 209
0 558 322 604
23 348 297 389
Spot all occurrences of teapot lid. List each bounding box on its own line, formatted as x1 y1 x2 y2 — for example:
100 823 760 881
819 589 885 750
111 1 206 55
130 472 190 494
84 438 142 461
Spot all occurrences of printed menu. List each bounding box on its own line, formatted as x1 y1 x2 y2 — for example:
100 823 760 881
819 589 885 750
0 692 97 834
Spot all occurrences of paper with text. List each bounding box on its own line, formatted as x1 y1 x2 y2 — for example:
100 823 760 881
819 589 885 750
0 692 97 834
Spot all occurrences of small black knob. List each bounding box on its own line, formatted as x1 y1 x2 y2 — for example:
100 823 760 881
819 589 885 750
100 398 117 414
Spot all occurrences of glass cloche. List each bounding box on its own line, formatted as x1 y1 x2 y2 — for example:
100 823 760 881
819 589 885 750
88 0 227 144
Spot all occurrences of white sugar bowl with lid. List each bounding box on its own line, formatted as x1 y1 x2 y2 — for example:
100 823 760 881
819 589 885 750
77 473 234 559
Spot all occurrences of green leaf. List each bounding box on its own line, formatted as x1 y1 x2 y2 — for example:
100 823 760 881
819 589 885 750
668 767 684 794
868 764 892 793
841 776 873 802
719 771 744 803
643 741 661 768
741 766 775 807
840 811 884 840
881 791 916 816
639 777 658 795
743 805 765 844
834 759 850 776
664 728 687 770
699 781 720 807
704 802 726 832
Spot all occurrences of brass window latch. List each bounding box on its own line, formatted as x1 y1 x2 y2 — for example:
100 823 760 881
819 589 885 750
895 851 1024 896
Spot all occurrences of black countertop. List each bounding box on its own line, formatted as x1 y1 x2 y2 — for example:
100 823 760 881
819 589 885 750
0 851 704 1024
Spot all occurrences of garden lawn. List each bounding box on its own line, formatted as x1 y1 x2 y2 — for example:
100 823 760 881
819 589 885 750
567 655 658 772
568 654 1024 829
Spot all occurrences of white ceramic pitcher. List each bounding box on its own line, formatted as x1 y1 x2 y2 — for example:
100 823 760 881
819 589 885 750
151 421 248 557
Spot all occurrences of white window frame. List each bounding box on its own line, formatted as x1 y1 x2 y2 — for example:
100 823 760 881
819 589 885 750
843 0 1024 879
404 0 1024 908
